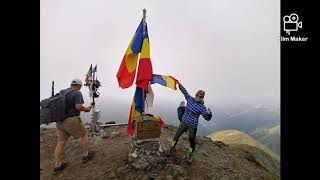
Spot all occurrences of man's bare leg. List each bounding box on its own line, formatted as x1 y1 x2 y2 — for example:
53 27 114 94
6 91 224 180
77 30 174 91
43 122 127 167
54 141 66 168
81 129 89 157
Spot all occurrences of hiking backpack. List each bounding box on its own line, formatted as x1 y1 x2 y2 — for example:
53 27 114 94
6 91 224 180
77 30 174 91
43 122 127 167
40 88 73 125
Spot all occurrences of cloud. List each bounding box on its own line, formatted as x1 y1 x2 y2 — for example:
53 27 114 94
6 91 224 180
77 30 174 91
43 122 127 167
41 0 280 105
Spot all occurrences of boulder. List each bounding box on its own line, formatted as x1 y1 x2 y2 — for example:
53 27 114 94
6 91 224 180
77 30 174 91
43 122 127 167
166 164 186 176
131 159 150 170
110 131 121 138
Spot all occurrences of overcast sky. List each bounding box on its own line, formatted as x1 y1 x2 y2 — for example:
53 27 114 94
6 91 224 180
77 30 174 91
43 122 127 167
40 0 280 107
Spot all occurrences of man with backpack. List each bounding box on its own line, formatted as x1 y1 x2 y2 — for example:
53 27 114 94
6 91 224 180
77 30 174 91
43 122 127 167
53 79 94 174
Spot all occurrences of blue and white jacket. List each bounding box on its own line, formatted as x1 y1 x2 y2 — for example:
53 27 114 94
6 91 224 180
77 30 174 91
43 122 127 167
179 84 212 128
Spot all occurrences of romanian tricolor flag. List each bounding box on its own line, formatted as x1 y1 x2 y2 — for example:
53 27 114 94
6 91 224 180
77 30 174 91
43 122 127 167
153 115 165 128
84 64 93 86
127 86 144 136
136 25 153 91
116 20 144 89
150 74 179 90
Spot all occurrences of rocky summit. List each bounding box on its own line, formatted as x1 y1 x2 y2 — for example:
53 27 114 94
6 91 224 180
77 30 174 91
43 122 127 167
40 124 279 180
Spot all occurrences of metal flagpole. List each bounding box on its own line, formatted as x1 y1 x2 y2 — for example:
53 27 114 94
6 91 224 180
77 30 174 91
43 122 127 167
91 65 97 132
143 8 146 36
142 8 147 115
133 9 147 139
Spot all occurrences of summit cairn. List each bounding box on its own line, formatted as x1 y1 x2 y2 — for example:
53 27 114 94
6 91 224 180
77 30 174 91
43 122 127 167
128 114 167 171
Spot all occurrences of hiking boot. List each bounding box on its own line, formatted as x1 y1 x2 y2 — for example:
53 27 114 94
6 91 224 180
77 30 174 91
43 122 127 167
168 140 177 154
53 162 68 175
168 146 176 155
82 151 95 163
187 148 193 162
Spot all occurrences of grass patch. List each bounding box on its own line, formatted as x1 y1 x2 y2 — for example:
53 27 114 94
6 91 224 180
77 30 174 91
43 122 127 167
243 153 268 172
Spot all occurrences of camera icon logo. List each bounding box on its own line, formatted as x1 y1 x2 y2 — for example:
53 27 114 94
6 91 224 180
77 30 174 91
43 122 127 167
283 13 302 35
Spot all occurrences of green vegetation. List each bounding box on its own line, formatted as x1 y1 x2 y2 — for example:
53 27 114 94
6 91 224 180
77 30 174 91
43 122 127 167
250 125 280 155
208 130 280 162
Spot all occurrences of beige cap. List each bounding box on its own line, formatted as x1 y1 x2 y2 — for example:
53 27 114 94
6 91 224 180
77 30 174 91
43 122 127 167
71 78 83 85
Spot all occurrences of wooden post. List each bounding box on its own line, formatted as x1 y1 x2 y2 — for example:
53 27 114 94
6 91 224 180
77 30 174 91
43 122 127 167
51 81 54 97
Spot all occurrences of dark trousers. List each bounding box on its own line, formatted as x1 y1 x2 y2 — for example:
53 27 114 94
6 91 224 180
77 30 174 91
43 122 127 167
173 121 197 152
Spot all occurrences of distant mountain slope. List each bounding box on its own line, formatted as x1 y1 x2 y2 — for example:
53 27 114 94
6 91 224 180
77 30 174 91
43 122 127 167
215 105 280 133
208 130 280 162
250 125 280 155
269 125 280 135
197 104 280 136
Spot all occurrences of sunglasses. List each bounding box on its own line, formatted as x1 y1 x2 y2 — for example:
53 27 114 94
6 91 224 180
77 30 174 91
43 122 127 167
196 94 204 98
